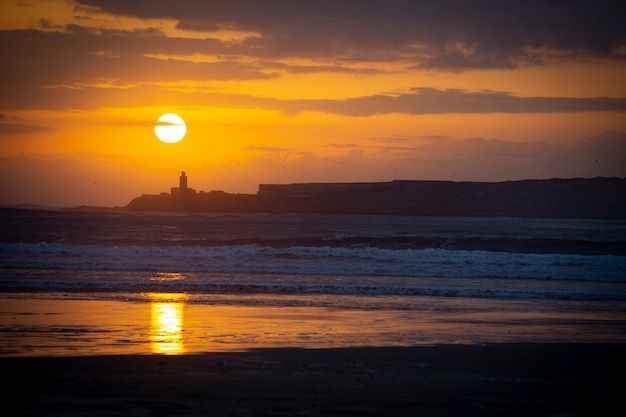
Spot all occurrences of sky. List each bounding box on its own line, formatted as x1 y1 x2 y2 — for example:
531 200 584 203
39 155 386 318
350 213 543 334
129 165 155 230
1 0 625 207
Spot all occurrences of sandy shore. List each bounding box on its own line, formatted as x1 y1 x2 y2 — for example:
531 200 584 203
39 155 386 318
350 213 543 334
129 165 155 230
2 343 623 416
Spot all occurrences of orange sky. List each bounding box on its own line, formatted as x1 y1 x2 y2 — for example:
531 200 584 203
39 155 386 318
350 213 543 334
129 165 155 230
1 0 625 207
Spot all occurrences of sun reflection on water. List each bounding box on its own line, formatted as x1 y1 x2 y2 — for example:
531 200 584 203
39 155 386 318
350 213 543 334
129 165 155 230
149 292 187 354
149 272 186 282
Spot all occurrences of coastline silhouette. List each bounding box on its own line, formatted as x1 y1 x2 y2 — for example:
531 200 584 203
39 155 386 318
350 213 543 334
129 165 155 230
124 172 626 219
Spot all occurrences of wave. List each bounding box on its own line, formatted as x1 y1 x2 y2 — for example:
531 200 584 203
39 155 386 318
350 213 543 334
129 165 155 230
2 269 625 303
5 234 625 256
2 242 625 282
4 210 626 255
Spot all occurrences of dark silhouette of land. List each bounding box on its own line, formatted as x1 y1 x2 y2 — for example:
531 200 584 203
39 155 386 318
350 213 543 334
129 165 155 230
125 173 626 219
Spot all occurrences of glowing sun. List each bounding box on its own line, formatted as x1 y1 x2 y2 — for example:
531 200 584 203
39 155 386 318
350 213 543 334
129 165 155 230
154 113 186 143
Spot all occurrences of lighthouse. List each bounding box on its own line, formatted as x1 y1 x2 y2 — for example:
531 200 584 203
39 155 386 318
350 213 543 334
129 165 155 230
171 171 195 199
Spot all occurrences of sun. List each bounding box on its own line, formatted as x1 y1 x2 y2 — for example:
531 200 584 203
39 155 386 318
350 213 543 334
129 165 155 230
154 113 186 143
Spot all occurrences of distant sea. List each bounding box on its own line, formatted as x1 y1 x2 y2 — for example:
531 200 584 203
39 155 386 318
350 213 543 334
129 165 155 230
1 209 625 355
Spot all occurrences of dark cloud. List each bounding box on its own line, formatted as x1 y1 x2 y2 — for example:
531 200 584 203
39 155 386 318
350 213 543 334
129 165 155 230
1 77 624 114
2 1 624 111
39 18 63 30
0 122 56 134
76 0 626 69
280 88 626 116
0 27 275 87
0 23 385 110
2 1 625 112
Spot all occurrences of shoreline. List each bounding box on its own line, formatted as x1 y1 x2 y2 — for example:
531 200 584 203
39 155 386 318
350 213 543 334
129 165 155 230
3 343 623 416
3 294 626 357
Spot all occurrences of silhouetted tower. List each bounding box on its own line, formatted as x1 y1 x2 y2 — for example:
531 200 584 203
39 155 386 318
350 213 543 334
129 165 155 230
179 171 187 189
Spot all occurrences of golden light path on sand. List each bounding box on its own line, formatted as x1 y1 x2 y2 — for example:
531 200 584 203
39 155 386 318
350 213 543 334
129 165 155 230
2 289 625 357
149 293 186 354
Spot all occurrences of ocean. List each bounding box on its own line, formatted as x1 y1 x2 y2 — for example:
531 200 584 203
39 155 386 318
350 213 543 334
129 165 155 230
1 209 625 356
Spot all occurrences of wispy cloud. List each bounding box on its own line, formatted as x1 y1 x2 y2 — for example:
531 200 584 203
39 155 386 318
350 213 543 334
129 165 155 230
244 145 291 152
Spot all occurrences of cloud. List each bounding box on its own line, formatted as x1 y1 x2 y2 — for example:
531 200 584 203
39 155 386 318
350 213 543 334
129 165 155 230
244 145 291 152
0 24 374 110
2 131 624 206
237 130 626 185
76 0 626 68
0 27 275 87
2 1 625 112
280 88 626 116
2 77 624 114
39 18 64 30
0 121 56 134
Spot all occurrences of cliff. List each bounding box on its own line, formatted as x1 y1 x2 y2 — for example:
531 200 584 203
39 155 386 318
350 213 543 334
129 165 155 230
126 177 626 219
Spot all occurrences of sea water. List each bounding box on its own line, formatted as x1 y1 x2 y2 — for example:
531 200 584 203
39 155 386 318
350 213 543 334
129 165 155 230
1 209 625 355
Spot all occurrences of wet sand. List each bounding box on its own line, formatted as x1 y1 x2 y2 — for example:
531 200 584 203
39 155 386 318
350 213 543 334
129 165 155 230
2 343 623 416
4 295 626 357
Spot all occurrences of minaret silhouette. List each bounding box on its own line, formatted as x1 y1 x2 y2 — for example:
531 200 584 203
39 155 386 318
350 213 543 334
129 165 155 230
179 171 187 189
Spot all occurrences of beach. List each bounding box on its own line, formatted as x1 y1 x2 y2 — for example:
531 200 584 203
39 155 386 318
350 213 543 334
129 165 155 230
2 210 625 415
4 0 626 413
2 294 624 416
3 344 623 416
2 294 625 356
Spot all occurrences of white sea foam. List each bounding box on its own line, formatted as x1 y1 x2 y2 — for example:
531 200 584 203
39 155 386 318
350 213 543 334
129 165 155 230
3 212 625 308
1 242 624 282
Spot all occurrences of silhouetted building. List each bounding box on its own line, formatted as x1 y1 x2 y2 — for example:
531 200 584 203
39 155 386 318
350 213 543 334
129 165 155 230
171 171 196 200
258 181 390 196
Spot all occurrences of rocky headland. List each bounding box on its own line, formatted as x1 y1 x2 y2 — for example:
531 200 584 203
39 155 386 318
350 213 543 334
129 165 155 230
126 176 626 219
